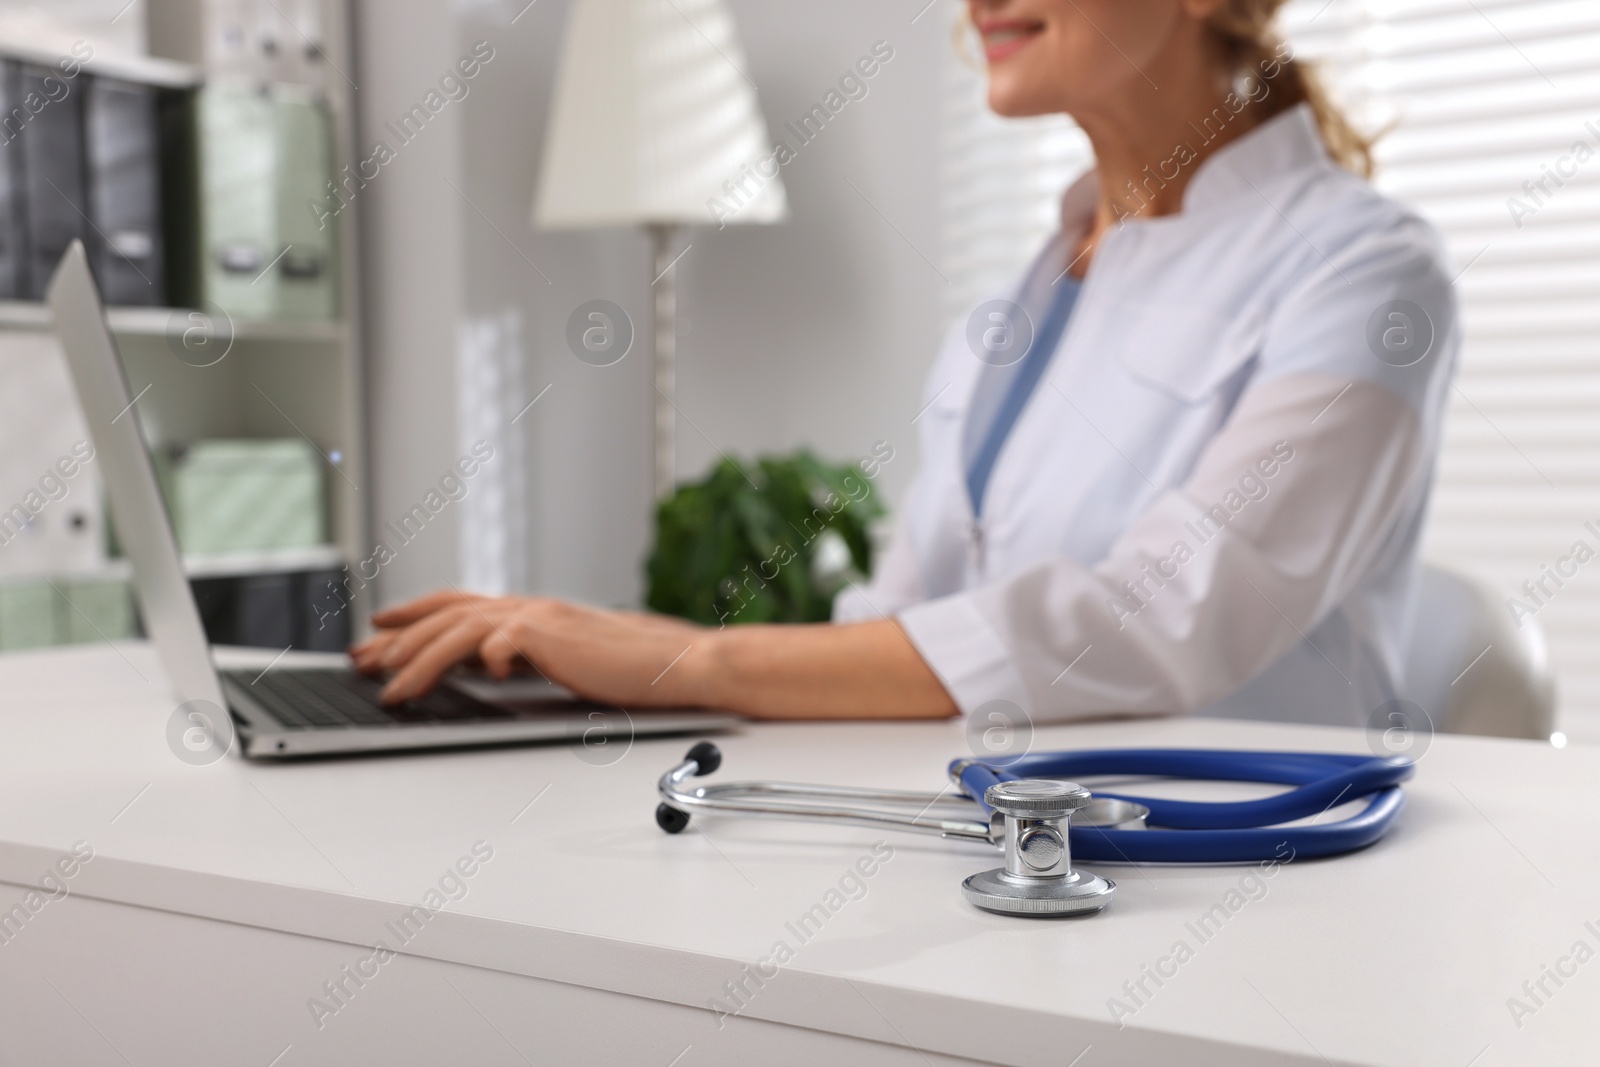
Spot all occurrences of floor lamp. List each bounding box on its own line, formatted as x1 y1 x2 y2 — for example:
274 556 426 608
533 0 788 502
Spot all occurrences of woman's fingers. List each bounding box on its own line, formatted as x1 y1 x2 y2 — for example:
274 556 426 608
364 595 717 709
371 588 484 629
479 625 531 679
364 591 482 671
380 618 493 703
375 604 478 671
349 629 398 671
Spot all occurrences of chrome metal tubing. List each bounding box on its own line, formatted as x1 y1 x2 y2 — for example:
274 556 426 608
657 759 999 844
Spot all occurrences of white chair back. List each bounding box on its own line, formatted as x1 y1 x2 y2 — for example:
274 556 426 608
1401 563 1556 740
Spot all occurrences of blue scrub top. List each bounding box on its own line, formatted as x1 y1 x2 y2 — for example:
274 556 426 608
964 275 1083 516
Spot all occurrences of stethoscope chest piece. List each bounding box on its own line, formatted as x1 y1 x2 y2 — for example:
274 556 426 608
960 779 1116 918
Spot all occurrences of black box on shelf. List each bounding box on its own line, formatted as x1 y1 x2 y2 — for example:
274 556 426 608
300 567 352 653
18 63 89 301
233 572 297 648
84 77 166 307
157 85 201 310
0 60 182 307
0 61 27 300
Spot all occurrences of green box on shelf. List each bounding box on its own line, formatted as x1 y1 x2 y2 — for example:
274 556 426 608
274 89 339 322
176 84 340 322
61 577 135 645
194 85 278 321
157 439 326 555
0 581 58 651
0 577 136 651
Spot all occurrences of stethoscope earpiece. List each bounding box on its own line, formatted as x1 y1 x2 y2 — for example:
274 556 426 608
655 742 723 834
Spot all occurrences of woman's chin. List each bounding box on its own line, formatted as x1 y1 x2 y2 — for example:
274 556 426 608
985 81 1056 119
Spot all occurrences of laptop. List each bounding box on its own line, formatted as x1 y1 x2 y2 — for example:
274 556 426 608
46 242 740 758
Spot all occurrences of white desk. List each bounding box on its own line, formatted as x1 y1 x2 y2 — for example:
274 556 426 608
0 643 1593 1066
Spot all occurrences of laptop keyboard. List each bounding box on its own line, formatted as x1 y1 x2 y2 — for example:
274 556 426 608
223 669 514 730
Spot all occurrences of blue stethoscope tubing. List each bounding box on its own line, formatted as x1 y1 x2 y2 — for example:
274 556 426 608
952 749 1415 865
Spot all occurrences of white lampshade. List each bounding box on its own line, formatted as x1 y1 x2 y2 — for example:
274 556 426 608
533 0 788 229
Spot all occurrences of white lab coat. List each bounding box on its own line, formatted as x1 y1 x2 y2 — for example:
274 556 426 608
834 104 1459 728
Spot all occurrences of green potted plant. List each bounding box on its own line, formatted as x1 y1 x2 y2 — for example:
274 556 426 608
646 450 884 626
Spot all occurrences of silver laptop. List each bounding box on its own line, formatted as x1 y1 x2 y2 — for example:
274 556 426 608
47 242 740 758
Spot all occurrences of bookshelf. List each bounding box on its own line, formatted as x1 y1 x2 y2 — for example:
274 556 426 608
0 0 370 648
0 300 347 345
0 39 201 89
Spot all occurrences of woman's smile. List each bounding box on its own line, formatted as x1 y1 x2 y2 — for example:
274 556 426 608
976 17 1045 64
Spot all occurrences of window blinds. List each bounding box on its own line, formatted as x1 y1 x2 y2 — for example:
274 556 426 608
940 0 1600 738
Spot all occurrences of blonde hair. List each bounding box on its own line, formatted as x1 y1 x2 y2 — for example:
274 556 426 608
1208 0 1374 177
954 3 1376 178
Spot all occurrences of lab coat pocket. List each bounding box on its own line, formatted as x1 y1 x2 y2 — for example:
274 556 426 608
1112 299 1263 404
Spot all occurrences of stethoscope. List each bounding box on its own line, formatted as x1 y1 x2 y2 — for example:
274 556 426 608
655 742 1414 918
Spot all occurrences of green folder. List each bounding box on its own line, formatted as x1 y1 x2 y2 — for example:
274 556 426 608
156 439 326 555
274 88 339 321
61 577 135 645
197 84 278 321
189 84 338 322
0 581 58 650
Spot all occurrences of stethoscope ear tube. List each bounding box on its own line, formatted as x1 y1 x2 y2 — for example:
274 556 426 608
1071 787 1405 865
952 748 1414 864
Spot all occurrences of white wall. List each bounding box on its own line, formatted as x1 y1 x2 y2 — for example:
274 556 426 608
0 0 147 56
352 0 470 606
355 0 948 609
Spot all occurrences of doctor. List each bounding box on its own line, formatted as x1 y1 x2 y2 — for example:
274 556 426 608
356 0 1457 728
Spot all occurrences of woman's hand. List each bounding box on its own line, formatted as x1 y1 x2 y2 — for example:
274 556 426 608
352 589 959 720
351 591 710 708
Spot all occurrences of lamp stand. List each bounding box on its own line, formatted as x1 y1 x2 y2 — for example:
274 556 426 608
647 222 681 502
